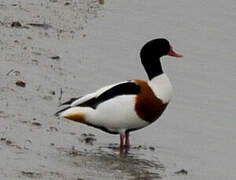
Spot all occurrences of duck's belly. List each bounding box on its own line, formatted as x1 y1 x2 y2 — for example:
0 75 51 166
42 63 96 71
87 95 149 133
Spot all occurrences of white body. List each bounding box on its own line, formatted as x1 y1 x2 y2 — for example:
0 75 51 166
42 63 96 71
60 73 173 134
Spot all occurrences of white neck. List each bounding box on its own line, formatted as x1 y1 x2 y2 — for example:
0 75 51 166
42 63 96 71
148 73 173 103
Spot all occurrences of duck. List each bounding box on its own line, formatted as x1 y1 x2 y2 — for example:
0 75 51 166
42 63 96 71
55 38 183 148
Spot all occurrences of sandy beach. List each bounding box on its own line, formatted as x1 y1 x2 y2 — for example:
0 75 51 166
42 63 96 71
1 0 236 179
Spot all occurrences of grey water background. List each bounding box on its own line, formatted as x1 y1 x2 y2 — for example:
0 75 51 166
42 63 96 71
64 1 236 178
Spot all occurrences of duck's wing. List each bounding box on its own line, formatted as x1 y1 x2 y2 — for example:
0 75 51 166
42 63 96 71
56 81 141 113
95 81 140 105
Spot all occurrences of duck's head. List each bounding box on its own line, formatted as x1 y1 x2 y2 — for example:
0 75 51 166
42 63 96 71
140 38 183 80
140 38 183 59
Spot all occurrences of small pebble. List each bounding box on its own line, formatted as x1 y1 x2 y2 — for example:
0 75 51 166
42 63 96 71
99 0 104 5
11 21 22 28
6 140 13 145
84 137 96 145
49 91 56 95
149 146 155 151
16 80 26 87
0 138 6 141
50 56 60 60
175 169 188 175
31 122 41 127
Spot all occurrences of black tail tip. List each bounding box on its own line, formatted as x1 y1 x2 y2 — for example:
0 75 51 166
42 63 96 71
54 112 60 117
54 106 71 117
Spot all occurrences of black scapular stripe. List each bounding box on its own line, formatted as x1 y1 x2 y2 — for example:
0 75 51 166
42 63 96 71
96 82 141 105
76 82 141 109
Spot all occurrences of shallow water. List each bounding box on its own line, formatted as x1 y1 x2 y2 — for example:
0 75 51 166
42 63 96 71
56 144 164 179
61 0 236 179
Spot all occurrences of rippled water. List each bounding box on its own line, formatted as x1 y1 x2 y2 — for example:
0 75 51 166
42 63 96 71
57 144 164 179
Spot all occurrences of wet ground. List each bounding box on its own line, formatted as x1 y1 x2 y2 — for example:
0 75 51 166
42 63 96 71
1 0 236 179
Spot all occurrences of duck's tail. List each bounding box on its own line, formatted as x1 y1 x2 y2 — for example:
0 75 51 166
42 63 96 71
55 106 89 124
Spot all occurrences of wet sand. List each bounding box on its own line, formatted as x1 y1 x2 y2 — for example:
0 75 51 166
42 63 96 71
1 0 236 179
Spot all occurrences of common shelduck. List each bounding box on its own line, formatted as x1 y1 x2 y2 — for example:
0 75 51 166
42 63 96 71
55 38 183 148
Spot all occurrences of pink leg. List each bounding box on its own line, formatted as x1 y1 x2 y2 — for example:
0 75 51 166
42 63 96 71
125 132 130 148
120 134 125 148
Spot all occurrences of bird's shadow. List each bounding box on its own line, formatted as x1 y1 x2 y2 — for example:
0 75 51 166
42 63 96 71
57 143 165 179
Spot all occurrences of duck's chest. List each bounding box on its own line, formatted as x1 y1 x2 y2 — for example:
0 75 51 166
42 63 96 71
134 74 173 122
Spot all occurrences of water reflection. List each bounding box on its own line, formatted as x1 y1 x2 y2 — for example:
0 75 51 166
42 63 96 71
58 144 165 179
